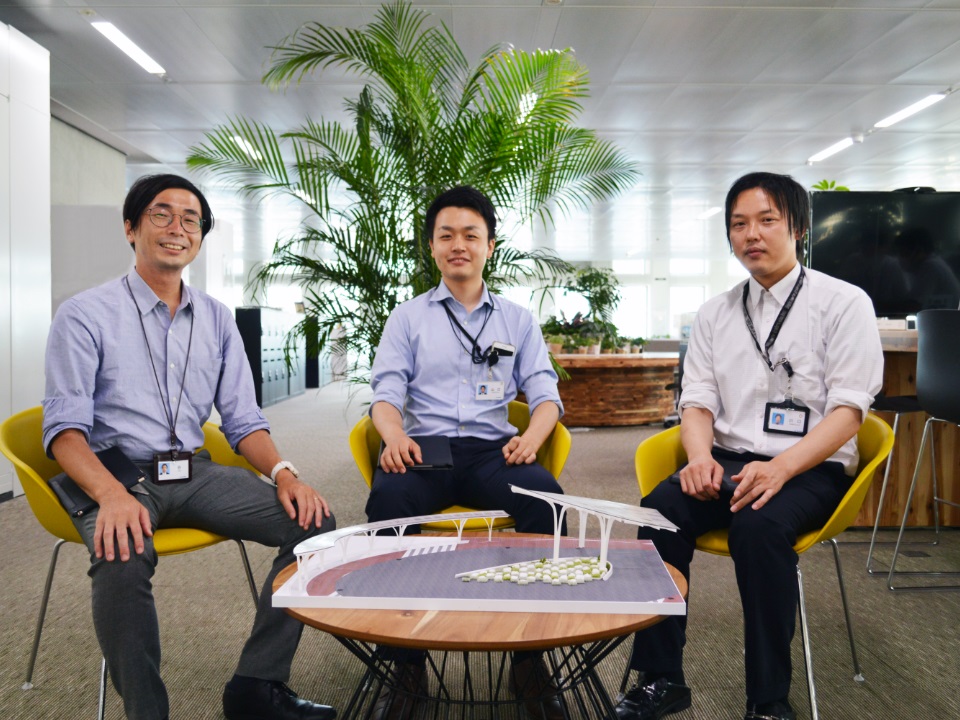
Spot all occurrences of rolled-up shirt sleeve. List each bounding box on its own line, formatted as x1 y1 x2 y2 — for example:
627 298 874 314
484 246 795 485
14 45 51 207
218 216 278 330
214 306 270 450
42 299 99 456
514 314 563 418
822 290 883 420
677 308 720 420
370 311 413 415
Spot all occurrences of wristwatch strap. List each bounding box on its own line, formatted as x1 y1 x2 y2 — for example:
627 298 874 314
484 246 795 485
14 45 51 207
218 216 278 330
270 460 300 483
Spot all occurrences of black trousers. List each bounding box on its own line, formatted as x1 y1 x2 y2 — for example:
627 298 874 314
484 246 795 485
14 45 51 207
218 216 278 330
628 448 850 706
365 436 566 536
365 436 566 665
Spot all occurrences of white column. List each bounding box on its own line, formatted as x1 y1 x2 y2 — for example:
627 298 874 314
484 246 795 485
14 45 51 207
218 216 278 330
0 25 50 497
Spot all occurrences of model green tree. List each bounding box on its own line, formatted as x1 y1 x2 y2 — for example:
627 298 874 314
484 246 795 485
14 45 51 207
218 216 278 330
187 1 639 383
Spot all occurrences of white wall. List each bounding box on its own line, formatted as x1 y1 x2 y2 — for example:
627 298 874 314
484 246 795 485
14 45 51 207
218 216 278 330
1 24 50 497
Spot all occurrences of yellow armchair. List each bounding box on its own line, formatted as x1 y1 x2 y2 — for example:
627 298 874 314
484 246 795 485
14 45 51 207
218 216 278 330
632 413 894 719
0 406 260 717
349 400 571 531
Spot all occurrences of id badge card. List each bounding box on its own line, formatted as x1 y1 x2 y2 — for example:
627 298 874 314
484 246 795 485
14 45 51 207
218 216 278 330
764 400 810 436
476 381 505 400
153 451 193 484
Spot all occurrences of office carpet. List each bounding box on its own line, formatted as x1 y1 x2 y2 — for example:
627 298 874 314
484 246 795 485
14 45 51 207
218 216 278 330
1 383 957 719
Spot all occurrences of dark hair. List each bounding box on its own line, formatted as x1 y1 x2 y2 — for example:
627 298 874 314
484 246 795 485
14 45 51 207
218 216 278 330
123 174 215 240
424 186 497 241
724 172 809 258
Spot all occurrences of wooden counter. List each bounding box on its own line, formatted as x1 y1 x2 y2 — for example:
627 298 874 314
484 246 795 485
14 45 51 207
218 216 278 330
856 329 960 528
552 352 678 427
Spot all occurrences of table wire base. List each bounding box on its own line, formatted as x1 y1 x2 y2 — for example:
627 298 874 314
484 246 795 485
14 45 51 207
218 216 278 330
334 636 629 720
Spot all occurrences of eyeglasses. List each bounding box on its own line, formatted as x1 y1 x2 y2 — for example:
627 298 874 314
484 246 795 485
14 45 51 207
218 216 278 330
144 207 205 234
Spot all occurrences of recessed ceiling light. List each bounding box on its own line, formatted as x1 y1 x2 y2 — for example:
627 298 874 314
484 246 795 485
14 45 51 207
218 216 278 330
874 94 946 129
808 137 855 164
91 22 165 75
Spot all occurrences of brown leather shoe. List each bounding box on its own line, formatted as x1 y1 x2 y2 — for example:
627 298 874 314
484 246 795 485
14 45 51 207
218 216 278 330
509 656 565 720
370 661 427 720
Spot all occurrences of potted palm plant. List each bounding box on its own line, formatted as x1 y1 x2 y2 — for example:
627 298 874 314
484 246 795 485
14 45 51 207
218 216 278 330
187 1 639 385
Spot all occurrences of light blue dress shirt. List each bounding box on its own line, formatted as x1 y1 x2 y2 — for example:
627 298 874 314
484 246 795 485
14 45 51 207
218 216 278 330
43 270 268 462
370 282 562 440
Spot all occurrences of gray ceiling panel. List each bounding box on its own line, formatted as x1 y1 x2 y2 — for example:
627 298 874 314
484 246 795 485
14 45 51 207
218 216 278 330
3 0 960 266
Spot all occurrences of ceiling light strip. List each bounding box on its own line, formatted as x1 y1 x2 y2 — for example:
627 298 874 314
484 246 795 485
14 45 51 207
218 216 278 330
91 22 165 75
808 137 855 164
874 93 946 129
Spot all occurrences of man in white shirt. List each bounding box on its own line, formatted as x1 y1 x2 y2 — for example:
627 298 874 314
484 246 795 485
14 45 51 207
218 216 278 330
615 172 883 720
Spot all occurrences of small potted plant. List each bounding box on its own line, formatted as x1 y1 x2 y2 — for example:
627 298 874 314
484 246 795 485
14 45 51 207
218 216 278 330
545 334 565 355
631 337 645 354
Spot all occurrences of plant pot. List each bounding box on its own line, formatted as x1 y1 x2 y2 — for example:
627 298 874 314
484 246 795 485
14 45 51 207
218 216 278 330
590 344 602 355
548 342 564 355
576 346 590 354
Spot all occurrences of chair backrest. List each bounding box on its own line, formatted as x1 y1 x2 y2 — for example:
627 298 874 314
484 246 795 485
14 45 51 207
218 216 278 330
916 309 960 425
795 412 894 552
0 407 81 543
0 407 256 545
348 400 572 488
634 414 894 553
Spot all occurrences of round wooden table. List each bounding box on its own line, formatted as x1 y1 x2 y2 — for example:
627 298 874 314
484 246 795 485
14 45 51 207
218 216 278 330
274 537 687 719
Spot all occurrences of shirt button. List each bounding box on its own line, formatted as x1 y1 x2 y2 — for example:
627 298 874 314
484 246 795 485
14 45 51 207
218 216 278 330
462 379 467 384
169 363 175 369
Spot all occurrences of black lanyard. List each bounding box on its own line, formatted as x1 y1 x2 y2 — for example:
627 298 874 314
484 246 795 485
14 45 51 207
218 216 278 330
442 296 496 365
123 277 194 451
741 266 805 377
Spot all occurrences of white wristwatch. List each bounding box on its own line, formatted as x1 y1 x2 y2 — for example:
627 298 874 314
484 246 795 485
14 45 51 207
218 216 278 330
270 460 300 483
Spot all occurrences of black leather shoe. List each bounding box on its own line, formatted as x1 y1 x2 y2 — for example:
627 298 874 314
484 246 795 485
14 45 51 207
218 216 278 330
509 656 565 720
745 699 796 720
222 676 336 720
370 661 427 720
614 677 691 720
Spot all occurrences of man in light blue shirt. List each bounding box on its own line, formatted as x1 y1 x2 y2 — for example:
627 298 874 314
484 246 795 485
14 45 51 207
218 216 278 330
365 186 566 720
43 174 336 720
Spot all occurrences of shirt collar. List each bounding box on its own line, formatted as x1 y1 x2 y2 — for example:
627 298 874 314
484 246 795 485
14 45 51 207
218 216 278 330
746 262 802 310
127 269 192 315
431 280 494 311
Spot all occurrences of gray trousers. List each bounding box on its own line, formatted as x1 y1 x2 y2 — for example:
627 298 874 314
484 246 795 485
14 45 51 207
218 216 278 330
69 455 336 720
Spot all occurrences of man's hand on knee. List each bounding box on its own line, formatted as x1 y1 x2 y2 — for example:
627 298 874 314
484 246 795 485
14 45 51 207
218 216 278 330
94 490 153 562
502 435 538 465
731 460 790 512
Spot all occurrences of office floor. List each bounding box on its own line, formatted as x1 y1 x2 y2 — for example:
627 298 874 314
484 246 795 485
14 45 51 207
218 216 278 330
1 383 957 719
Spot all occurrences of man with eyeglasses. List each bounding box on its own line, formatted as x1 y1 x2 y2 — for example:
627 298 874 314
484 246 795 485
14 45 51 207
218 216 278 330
42 174 337 720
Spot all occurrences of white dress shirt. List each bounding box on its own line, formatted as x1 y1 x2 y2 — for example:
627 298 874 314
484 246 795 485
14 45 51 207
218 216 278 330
679 263 883 475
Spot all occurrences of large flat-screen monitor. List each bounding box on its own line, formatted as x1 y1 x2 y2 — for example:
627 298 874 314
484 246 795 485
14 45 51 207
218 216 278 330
808 191 960 317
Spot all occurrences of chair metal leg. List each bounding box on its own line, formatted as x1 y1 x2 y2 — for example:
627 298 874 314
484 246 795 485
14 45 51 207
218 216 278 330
234 540 259 607
826 539 864 682
796 565 818 720
887 418 960 591
861 411 937 574
864 412 899 573
23 538 67 690
98 657 107 720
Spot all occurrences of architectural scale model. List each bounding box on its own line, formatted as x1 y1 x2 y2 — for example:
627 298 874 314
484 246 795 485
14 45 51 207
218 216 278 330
274 490 685 616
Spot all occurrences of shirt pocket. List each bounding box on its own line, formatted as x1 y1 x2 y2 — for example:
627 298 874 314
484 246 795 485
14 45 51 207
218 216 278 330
185 344 223 414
